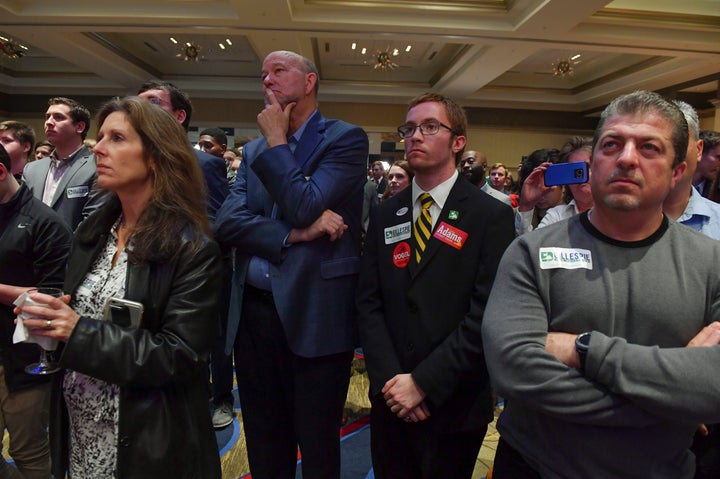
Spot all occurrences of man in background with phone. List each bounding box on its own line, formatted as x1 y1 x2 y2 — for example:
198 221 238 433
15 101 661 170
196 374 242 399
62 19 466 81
483 90 720 478
0 144 72 478
514 148 565 235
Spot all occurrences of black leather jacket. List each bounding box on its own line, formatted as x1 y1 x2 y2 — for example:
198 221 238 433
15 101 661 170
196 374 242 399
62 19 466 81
50 199 222 479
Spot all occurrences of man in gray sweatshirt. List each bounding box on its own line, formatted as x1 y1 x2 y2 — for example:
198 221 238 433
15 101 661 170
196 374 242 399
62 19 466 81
482 90 720 479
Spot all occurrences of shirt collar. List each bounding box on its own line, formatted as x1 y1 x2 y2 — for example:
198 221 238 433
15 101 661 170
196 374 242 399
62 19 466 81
680 186 715 222
288 109 318 145
50 145 84 165
411 170 458 210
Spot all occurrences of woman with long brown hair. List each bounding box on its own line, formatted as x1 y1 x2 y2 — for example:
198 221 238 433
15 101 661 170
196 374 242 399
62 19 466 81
17 96 222 478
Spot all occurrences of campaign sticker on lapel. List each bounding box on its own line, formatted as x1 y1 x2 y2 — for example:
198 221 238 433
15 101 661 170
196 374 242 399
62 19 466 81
433 221 468 250
392 242 411 268
448 210 459 220
66 186 89 199
539 247 592 270
384 221 411 245
396 207 408 216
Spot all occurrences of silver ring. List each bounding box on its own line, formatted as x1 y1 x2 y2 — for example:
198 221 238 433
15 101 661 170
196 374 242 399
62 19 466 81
45 320 52 330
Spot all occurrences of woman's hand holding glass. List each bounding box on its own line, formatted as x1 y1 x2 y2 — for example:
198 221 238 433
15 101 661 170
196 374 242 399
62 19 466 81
16 290 80 343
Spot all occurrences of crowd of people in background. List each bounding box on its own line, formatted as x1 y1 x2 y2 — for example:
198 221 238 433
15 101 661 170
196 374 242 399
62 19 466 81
0 48 719 479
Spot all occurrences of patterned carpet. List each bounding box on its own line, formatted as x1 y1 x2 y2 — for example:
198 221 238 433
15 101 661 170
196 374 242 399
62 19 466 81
2 356 499 478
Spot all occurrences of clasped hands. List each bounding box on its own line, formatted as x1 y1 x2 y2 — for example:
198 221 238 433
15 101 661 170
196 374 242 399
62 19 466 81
383 373 431 423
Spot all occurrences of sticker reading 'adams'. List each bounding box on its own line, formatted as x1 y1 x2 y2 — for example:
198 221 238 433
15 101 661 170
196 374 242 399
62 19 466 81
432 222 468 250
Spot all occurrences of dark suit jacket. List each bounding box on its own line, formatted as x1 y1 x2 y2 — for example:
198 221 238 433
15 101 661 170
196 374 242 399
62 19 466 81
357 176 515 432
21 146 108 231
194 149 229 222
213 111 369 357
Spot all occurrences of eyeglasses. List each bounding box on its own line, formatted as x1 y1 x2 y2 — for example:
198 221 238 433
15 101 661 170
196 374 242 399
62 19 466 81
147 97 169 107
397 120 456 139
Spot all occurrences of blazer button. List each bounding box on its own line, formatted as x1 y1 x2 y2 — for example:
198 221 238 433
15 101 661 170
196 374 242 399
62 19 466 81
407 342 414 351
119 436 131 447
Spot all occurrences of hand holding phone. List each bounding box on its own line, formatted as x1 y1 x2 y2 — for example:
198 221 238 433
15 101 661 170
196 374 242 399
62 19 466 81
544 162 589 187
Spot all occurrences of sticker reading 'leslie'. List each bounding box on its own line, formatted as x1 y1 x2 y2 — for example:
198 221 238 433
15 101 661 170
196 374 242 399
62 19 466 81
384 221 412 245
392 242 411 268
432 222 468 250
539 247 592 270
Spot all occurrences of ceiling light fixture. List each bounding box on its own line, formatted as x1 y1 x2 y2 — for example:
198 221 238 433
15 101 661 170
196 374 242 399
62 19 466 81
552 56 580 78
177 41 202 62
0 37 28 59
373 49 398 71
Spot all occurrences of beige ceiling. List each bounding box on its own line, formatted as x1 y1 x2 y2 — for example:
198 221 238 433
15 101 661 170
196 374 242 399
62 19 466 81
0 0 718 113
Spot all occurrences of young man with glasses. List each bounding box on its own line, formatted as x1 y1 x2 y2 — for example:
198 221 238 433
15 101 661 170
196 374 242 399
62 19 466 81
357 92 515 478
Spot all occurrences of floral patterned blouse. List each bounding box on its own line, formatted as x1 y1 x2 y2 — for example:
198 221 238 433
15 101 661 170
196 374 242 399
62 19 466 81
63 216 128 478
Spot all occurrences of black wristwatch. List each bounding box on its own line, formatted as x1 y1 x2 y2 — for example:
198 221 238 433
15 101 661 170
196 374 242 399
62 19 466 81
575 332 592 372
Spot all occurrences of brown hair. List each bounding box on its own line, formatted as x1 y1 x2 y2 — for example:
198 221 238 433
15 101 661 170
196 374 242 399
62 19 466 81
96 96 210 263
48 97 91 140
407 92 467 164
0 121 36 153
381 160 414 201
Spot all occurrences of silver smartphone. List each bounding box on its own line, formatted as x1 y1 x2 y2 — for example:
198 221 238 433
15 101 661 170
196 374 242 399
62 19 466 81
103 297 144 328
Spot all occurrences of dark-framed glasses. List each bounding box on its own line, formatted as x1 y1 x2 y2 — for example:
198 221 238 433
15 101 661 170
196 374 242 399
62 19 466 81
397 120 456 139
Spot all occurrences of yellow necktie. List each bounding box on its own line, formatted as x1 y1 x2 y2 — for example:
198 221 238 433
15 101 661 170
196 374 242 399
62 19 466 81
413 193 434 264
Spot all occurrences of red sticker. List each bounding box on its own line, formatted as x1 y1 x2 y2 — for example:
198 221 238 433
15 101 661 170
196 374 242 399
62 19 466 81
432 222 468 250
392 242 411 268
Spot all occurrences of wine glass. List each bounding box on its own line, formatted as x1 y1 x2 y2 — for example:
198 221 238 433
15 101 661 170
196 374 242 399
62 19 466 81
23 287 63 375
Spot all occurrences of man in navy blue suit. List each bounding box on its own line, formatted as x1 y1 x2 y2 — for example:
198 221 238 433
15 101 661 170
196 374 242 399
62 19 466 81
214 50 368 479
137 80 228 221
137 80 233 430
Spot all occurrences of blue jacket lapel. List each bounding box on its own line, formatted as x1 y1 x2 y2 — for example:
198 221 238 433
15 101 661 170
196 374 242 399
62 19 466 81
294 112 325 173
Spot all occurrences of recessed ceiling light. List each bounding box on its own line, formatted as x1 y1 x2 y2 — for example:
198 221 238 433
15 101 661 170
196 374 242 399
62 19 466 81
352 42 357 50
405 45 412 52
571 54 581 60
219 43 225 50
170 37 178 44
392 49 399 56
226 39 232 46
361 48 367 55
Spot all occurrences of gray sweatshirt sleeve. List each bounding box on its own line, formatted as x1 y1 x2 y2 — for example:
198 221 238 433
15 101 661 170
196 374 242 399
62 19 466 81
587 332 720 424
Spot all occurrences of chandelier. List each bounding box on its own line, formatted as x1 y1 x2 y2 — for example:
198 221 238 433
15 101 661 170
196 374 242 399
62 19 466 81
374 50 398 71
0 37 28 59
552 55 581 78
177 42 202 62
